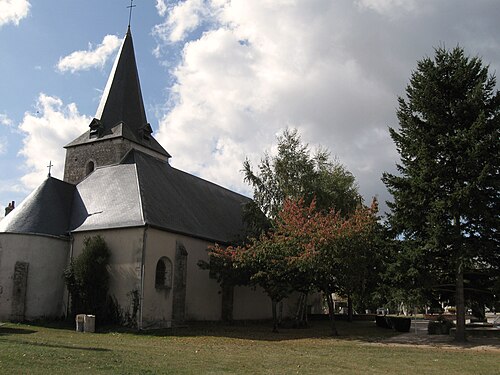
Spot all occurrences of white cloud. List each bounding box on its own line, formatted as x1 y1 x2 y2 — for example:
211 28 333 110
0 138 6 154
0 0 30 27
0 113 13 127
56 35 122 73
153 0 211 43
156 0 168 17
152 1 500 214
155 1 397 201
18 93 90 189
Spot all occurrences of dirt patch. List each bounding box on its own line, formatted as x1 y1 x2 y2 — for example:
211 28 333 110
367 332 500 352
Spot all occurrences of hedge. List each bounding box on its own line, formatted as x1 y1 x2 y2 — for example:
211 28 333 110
375 315 411 332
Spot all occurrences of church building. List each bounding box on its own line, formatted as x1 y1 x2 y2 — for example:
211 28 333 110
0 27 297 327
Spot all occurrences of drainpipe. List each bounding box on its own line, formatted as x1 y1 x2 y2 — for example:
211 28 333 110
139 226 148 330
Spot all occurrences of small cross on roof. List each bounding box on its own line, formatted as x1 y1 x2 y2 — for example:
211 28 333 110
127 0 136 28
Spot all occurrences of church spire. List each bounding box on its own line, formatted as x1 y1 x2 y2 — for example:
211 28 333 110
63 26 170 185
94 27 147 135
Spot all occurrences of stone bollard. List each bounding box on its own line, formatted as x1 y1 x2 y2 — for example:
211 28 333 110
84 314 95 333
76 314 85 332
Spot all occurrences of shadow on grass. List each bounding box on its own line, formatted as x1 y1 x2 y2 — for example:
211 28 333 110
376 332 500 350
7 320 498 350
132 320 401 343
0 326 37 336
131 321 500 350
0 337 112 352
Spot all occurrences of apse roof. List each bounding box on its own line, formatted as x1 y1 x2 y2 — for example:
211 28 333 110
0 177 75 237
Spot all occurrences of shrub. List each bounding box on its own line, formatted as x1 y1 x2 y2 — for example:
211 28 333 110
376 316 411 332
428 317 454 335
391 317 411 332
375 315 391 329
64 235 110 322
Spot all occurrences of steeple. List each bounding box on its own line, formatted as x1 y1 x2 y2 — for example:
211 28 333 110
94 26 147 135
63 27 170 185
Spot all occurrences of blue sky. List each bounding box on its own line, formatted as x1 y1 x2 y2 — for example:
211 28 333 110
1 0 499 217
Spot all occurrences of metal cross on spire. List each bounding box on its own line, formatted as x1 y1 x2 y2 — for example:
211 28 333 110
47 161 53 177
127 0 136 28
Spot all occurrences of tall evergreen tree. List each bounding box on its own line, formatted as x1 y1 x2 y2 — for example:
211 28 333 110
383 47 500 341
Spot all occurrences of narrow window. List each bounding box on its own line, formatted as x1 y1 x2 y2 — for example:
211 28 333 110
155 257 172 289
86 161 95 176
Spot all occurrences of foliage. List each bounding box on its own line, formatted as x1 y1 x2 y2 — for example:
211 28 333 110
375 315 392 329
243 128 360 222
390 317 412 332
207 198 378 333
382 46 500 341
202 128 368 330
64 235 111 320
428 318 455 335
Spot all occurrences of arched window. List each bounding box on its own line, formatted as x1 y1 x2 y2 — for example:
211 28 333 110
86 160 95 176
155 257 172 289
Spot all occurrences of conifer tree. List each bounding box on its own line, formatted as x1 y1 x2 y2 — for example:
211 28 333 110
383 47 500 341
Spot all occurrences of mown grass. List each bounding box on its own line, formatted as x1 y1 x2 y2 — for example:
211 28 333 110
0 320 498 374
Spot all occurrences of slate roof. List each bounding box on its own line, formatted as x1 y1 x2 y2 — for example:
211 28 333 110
0 177 75 237
70 149 251 244
70 162 144 232
64 27 170 158
1 27 250 244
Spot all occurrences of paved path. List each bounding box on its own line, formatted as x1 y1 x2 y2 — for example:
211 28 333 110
372 319 500 352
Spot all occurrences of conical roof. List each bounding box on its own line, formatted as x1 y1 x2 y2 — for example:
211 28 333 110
95 26 147 133
0 177 75 237
65 27 170 158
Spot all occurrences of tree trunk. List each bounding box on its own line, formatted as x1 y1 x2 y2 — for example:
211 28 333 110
326 293 339 336
303 292 308 327
272 299 278 333
455 262 467 342
294 293 308 327
347 294 353 322
221 283 234 323
294 293 304 326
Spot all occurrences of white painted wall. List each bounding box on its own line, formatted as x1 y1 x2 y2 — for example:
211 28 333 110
71 227 144 322
145 228 301 322
142 228 175 327
0 233 69 321
71 227 317 326
144 229 223 323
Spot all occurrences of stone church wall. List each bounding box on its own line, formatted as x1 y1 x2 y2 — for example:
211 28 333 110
71 227 144 325
0 233 69 321
64 138 169 185
63 138 134 184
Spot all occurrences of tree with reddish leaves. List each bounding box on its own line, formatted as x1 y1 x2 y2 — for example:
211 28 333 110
207 198 378 334
293 198 379 335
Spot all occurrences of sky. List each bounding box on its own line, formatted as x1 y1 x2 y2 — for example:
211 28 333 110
1 0 499 218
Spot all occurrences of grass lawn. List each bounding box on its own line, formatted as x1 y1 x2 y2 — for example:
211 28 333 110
0 320 498 374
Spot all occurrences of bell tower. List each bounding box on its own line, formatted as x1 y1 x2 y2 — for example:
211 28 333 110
63 27 170 185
